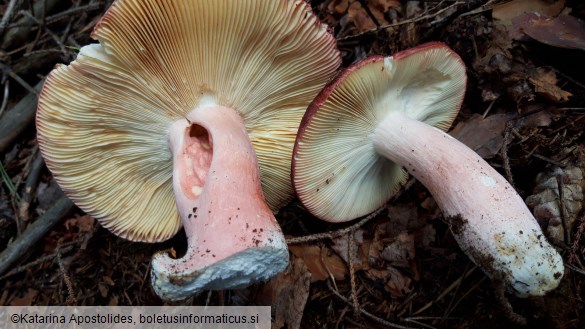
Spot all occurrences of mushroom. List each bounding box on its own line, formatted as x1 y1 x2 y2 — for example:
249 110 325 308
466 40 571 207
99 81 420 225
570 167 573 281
292 42 563 297
36 0 340 301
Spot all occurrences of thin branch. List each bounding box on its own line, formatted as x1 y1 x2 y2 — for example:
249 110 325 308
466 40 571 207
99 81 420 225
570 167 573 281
0 64 38 96
0 244 75 281
0 195 74 277
501 120 514 186
286 207 384 244
348 232 360 314
0 80 9 119
326 280 419 329
0 80 43 155
337 2 465 41
0 0 24 36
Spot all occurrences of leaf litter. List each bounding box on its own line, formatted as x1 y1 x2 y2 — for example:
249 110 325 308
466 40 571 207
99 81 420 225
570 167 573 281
0 0 584 328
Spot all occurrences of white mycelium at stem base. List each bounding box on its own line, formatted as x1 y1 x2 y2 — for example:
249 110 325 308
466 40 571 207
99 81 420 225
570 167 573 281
151 106 288 301
372 110 564 296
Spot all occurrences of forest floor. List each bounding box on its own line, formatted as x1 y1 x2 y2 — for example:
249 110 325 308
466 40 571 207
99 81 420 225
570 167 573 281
0 0 584 328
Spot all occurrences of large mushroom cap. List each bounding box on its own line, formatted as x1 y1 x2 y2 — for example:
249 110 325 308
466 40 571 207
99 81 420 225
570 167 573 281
37 0 341 242
293 42 466 222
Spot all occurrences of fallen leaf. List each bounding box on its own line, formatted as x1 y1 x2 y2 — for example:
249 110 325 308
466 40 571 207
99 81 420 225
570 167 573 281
380 232 415 267
413 224 436 249
331 229 372 272
108 295 119 306
492 0 565 22
76 215 96 233
450 113 511 158
368 0 401 13
364 0 390 26
514 13 585 50
348 1 376 32
386 204 422 234
98 282 109 298
289 244 347 281
327 0 350 15
260 256 311 329
9 289 38 306
64 214 95 234
528 67 572 102
384 266 413 297
365 267 412 297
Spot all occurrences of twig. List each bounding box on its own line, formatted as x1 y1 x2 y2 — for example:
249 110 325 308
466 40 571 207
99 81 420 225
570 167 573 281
556 175 571 246
348 232 360 314
444 276 487 319
531 154 566 168
326 281 418 329
0 64 38 96
286 207 384 244
0 80 9 118
27 0 46 51
7 3 102 29
0 195 74 277
501 121 514 186
0 0 24 36
337 2 465 41
59 0 81 52
442 263 472 319
412 266 477 315
569 214 585 265
494 281 527 325
57 246 76 305
21 9 68 57
0 244 74 280
565 263 585 276
1 0 61 50
0 80 43 155
458 0 500 18
18 148 44 221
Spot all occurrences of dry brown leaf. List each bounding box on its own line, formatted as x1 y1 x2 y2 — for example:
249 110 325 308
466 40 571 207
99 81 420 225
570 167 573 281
368 0 401 12
103 275 115 286
385 266 413 297
380 232 415 267
260 256 311 329
76 215 96 233
450 113 511 159
289 244 347 281
528 68 572 102
386 204 422 234
9 289 38 306
108 295 119 306
327 0 350 15
492 0 565 22
514 14 585 50
365 267 413 297
98 282 109 298
364 0 390 26
413 224 436 249
331 229 372 272
348 1 376 32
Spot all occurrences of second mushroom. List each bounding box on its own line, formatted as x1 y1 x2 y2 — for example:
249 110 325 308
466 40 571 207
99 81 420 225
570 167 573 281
36 0 340 301
292 42 564 297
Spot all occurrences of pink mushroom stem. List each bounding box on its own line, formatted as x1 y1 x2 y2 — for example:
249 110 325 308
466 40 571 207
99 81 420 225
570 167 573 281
372 110 564 296
151 105 288 301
